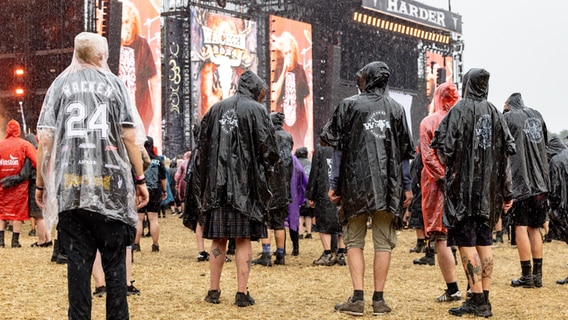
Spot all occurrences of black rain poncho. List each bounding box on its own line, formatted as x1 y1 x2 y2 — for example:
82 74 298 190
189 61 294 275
198 71 280 223
305 144 341 233
321 61 414 223
546 136 568 243
431 68 516 229
268 112 293 210
503 92 549 199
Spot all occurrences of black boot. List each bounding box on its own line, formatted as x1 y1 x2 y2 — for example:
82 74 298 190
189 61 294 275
11 232 21 248
494 231 504 243
274 251 285 265
533 259 543 288
52 239 67 264
0 230 4 248
511 260 533 288
290 229 299 256
410 239 426 253
251 252 272 266
413 241 435 266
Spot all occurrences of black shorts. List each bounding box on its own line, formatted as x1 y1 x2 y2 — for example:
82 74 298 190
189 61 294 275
266 207 288 230
509 193 548 228
138 189 162 213
300 205 314 218
447 218 493 247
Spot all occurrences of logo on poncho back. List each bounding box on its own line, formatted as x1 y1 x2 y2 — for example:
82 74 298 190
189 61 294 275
524 117 543 143
364 110 390 138
219 109 238 135
475 114 492 150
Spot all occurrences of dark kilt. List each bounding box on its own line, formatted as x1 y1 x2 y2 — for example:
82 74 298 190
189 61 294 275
203 206 267 241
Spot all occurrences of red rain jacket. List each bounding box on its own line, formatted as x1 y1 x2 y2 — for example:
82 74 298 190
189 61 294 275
420 82 459 235
0 120 37 221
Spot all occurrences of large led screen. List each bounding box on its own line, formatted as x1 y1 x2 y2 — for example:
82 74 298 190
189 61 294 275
190 7 258 118
270 16 313 152
425 51 453 114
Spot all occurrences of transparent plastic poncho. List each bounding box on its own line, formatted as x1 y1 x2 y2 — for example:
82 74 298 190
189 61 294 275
37 32 146 230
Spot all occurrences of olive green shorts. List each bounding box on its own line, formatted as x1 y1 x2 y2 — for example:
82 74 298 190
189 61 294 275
342 210 397 252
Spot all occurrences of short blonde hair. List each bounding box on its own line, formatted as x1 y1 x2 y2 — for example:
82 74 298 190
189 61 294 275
74 32 109 66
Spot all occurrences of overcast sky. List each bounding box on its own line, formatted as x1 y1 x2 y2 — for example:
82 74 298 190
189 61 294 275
420 0 568 134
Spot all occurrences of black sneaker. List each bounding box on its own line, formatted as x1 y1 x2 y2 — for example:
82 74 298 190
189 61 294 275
413 254 435 266
93 286 106 298
437 290 462 302
205 290 221 304
127 281 141 296
151 244 160 252
197 251 210 262
251 253 272 266
132 243 141 252
11 242 21 248
234 291 255 307
305 233 312 239
28 229 36 236
511 275 534 288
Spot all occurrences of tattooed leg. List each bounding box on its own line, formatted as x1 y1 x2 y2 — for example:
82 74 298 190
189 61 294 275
209 238 227 291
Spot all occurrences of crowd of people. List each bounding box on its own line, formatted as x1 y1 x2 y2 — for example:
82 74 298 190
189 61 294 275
2 31 568 319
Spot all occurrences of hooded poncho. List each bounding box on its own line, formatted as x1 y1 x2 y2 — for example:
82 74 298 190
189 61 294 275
198 71 280 223
503 92 549 200
546 136 568 243
321 61 414 223
0 120 37 221
431 68 516 229
420 82 459 235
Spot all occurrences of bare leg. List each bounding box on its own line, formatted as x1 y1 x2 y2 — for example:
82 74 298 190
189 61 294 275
373 251 391 291
235 238 252 292
458 247 483 293
515 225 531 261
320 233 332 250
476 245 493 292
347 247 365 290
196 223 206 252
36 218 51 244
147 212 160 246
436 240 457 283
92 250 105 288
209 238 228 290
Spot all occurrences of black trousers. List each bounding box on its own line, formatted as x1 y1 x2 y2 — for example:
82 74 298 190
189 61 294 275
58 209 130 320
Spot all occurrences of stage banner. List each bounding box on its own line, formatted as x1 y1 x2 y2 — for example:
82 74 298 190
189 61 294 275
118 0 162 152
362 0 462 34
163 17 186 158
269 15 313 153
190 7 258 118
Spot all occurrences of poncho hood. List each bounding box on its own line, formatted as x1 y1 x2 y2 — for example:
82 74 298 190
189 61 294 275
356 61 390 95
433 82 459 113
236 70 267 102
462 68 489 100
5 120 21 139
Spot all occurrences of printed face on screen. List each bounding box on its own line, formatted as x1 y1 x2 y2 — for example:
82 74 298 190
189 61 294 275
270 15 313 153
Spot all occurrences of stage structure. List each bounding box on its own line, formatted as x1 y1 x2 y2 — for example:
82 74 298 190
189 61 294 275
0 0 462 155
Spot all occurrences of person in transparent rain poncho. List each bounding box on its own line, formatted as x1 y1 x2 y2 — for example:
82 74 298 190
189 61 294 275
35 32 149 320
